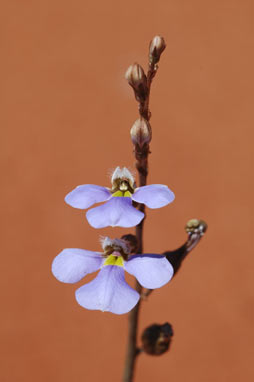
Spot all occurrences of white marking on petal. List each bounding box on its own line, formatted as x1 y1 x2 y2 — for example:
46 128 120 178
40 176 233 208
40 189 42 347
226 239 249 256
100 236 131 254
111 167 135 187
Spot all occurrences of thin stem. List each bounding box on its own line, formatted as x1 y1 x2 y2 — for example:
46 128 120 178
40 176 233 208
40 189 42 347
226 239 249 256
139 63 156 121
123 62 157 382
123 159 147 382
122 281 142 382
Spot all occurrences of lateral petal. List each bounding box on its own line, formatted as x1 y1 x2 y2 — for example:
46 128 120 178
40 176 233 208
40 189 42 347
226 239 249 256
132 184 175 209
52 249 103 283
65 185 111 209
125 254 174 289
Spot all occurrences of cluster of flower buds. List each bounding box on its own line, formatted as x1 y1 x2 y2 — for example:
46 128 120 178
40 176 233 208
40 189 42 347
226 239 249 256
141 323 173 355
149 36 166 65
125 63 148 103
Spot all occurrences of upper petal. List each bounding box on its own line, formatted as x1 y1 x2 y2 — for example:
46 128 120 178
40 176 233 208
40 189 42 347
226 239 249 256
132 184 175 209
52 249 103 283
65 185 111 209
75 266 140 314
86 197 144 228
124 254 174 289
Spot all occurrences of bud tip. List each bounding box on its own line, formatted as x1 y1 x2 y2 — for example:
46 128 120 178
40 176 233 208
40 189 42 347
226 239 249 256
149 35 166 64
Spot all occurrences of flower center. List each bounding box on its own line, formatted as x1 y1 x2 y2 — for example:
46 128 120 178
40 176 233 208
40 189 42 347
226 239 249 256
103 254 124 267
111 179 134 197
103 244 129 261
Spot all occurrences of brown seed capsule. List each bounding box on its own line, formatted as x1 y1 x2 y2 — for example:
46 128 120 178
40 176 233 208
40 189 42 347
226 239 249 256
130 118 152 147
149 36 166 64
141 323 173 356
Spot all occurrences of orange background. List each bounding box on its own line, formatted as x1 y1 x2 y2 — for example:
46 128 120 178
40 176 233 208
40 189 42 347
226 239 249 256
1 1 253 381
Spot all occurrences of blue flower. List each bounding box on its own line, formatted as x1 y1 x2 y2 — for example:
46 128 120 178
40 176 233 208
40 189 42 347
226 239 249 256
65 167 175 228
52 237 174 315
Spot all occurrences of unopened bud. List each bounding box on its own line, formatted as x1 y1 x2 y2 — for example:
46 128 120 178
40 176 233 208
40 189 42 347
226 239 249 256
185 218 208 252
185 219 208 236
125 63 146 87
141 323 173 356
125 63 148 102
149 36 166 64
130 118 152 147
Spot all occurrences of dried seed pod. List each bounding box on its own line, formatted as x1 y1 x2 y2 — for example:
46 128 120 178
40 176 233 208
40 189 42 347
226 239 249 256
141 323 173 355
120 234 138 254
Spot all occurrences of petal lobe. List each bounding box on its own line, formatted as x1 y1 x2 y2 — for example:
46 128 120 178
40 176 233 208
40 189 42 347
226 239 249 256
75 266 140 314
86 197 144 228
132 184 175 209
52 249 103 284
65 185 111 209
125 254 174 289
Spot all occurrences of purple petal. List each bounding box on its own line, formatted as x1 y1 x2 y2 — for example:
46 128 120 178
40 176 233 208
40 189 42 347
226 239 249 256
86 197 144 228
65 185 111 209
125 254 174 289
132 184 175 209
52 249 103 283
75 266 140 314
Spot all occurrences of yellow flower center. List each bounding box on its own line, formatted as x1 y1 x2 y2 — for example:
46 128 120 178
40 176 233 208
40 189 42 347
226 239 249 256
103 254 124 267
112 190 132 197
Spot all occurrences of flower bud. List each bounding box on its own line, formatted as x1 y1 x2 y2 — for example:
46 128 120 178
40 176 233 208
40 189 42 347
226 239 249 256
125 63 148 102
130 118 152 147
141 323 173 356
185 219 208 236
149 36 166 64
125 63 146 87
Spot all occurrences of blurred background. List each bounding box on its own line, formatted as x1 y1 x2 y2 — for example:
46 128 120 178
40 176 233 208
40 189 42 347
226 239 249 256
1 0 253 381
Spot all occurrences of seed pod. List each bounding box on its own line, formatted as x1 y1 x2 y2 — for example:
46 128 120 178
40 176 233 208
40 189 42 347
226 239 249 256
141 323 173 356
120 234 138 254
